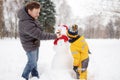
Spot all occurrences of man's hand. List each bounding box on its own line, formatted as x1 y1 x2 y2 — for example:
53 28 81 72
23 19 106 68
56 30 62 38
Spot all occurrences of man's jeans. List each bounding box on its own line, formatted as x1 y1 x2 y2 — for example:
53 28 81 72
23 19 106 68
22 48 39 79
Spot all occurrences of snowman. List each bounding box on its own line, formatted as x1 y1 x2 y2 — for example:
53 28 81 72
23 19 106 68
52 25 73 69
38 25 76 80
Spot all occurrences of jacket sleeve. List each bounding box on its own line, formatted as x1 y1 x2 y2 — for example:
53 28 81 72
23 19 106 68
22 20 57 40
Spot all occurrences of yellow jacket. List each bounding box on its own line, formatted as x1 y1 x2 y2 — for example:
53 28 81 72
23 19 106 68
70 36 89 66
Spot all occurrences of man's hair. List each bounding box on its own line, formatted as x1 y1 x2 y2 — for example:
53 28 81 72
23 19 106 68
25 1 40 11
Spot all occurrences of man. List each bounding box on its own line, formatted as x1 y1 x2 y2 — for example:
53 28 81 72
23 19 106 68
17 1 59 80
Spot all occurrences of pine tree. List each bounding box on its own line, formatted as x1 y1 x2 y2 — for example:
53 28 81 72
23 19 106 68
25 0 56 33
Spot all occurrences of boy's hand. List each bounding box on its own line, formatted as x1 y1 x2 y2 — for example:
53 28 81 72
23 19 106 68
73 66 78 72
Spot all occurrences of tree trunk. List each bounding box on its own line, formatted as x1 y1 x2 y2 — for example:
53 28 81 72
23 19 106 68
0 0 3 38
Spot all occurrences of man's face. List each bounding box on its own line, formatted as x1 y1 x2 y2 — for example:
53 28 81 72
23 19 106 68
28 8 40 19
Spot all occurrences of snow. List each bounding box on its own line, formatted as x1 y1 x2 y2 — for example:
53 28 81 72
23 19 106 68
87 39 120 80
39 41 75 80
0 39 120 80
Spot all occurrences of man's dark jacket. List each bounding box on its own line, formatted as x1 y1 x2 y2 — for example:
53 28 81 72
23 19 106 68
17 7 57 52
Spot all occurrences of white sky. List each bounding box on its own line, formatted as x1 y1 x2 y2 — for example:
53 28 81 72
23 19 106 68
66 0 102 18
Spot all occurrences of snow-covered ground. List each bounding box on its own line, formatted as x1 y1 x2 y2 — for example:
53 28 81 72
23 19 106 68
0 38 120 80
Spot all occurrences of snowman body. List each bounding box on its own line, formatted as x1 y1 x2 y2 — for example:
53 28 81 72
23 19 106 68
52 40 73 70
40 39 76 80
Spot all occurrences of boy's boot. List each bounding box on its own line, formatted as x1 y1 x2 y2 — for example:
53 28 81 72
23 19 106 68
73 66 80 79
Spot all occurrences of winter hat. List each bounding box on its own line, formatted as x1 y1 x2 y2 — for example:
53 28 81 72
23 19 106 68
67 24 78 38
54 35 68 45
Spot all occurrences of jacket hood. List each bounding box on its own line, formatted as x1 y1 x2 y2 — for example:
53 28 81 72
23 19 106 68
17 7 33 21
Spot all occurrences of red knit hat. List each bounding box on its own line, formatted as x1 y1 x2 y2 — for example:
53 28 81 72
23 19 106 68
54 35 68 45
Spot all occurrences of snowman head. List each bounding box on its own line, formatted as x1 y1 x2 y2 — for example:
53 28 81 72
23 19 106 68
55 25 68 35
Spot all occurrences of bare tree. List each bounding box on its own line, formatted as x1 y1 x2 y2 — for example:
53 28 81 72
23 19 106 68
78 27 83 35
114 17 120 39
58 0 72 25
0 0 4 38
84 15 97 38
105 20 115 38
52 0 72 26
3 0 23 38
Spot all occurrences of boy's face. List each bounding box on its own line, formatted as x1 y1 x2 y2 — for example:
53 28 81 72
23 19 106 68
28 8 40 19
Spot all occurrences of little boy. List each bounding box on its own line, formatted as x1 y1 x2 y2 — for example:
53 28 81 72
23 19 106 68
67 24 89 80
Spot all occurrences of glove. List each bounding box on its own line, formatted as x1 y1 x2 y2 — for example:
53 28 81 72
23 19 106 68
56 30 62 38
73 66 78 72
88 50 92 54
73 66 80 79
